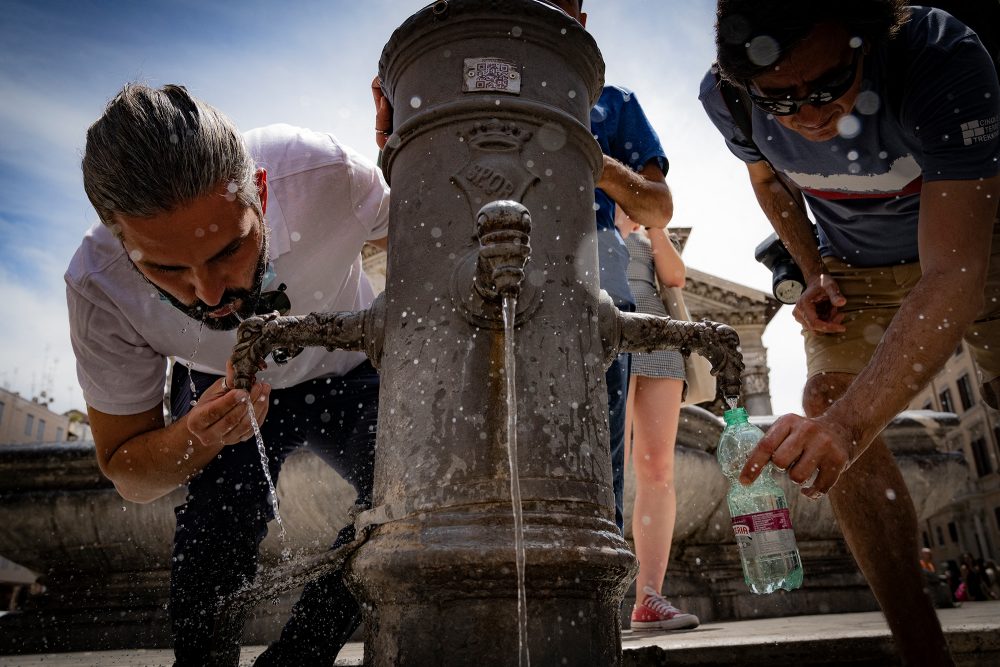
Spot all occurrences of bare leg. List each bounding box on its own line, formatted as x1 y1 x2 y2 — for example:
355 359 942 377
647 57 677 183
630 376 684 603
804 373 953 667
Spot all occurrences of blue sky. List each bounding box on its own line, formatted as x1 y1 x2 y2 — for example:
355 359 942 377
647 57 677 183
0 0 807 415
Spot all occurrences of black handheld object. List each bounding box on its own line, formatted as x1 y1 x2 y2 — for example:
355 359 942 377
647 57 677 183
754 233 806 305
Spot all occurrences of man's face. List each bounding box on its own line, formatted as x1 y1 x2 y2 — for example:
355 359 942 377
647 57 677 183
748 23 865 142
116 181 268 331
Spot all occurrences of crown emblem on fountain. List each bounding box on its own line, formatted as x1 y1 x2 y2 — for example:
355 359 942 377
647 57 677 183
462 119 532 150
452 120 538 213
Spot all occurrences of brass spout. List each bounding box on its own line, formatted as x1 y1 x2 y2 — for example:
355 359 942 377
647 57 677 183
229 294 385 390
472 200 532 301
599 293 745 401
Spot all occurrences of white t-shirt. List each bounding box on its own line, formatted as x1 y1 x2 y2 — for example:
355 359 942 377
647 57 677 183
66 124 390 416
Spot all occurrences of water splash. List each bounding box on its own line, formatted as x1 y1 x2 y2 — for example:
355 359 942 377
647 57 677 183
247 402 286 542
725 395 739 411
503 296 529 667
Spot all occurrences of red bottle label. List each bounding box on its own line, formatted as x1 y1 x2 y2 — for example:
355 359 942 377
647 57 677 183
731 508 794 533
731 508 797 559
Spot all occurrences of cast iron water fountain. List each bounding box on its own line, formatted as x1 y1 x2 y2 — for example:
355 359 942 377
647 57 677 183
229 1 743 664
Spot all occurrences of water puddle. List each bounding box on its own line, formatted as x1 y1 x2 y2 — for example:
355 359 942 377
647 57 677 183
502 296 529 667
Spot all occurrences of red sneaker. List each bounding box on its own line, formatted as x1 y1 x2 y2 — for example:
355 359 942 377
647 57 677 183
630 586 700 630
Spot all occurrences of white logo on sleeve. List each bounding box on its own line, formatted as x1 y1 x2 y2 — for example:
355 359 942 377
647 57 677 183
961 116 999 146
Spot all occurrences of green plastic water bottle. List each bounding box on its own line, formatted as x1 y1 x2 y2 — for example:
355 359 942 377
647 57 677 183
717 407 803 594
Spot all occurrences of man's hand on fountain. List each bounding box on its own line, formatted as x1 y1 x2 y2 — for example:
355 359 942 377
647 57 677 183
739 413 858 499
792 273 847 335
187 373 271 448
372 76 393 149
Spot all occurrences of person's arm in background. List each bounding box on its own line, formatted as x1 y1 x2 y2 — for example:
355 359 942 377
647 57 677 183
647 226 685 289
372 76 392 150
598 159 672 229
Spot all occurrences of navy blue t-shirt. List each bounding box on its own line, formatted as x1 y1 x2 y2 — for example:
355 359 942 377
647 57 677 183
591 85 669 306
699 7 1000 267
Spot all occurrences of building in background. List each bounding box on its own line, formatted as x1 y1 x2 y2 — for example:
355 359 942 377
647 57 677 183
0 387 86 446
909 342 1000 564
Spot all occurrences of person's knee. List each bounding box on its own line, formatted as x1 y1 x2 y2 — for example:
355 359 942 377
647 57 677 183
633 451 675 486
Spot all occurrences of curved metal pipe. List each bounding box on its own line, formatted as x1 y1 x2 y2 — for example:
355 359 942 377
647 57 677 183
230 294 385 390
599 293 745 401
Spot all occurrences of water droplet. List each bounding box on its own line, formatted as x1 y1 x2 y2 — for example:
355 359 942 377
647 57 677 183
837 115 861 139
538 122 568 151
747 35 780 66
855 90 880 115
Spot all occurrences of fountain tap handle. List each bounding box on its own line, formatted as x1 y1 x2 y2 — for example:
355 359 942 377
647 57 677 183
473 200 532 300
231 313 280 391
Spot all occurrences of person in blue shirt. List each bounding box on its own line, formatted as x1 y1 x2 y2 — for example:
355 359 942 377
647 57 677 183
545 2 674 545
701 1 999 665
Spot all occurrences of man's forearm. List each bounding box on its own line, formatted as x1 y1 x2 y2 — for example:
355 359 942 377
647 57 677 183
749 165 825 279
824 270 983 452
106 417 225 503
597 156 672 229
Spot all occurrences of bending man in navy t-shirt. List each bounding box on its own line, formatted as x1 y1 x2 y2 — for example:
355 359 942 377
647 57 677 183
701 1 999 665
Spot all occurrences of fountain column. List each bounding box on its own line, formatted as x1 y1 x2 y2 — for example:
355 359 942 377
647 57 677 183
347 1 635 664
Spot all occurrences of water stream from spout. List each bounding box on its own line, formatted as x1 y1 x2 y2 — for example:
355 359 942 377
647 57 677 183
502 296 529 667
247 404 287 541
186 323 205 406
233 311 287 544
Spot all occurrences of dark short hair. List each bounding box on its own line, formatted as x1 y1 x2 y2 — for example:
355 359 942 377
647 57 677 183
82 83 259 230
715 0 908 82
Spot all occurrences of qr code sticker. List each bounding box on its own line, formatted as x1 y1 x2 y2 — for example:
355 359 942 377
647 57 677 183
464 58 521 94
476 62 510 90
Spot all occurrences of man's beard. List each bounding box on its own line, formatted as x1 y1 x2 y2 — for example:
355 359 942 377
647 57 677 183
146 236 270 332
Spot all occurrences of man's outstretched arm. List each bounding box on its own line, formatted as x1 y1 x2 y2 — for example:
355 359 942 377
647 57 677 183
743 174 1000 496
89 375 271 503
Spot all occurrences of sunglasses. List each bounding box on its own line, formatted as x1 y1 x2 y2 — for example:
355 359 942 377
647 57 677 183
745 48 862 116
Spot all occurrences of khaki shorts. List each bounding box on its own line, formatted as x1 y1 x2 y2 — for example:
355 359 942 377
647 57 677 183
804 221 1000 383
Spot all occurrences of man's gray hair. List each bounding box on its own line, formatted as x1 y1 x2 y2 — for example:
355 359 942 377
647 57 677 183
82 83 260 230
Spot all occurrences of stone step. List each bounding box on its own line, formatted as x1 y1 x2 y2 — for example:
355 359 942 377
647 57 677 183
2 601 997 666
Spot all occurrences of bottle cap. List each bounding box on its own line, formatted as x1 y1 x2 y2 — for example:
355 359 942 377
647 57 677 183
723 407 749 425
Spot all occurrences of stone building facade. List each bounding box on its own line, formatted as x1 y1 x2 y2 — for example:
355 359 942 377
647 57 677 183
0 387 79 446
908 342 1000 565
